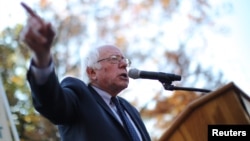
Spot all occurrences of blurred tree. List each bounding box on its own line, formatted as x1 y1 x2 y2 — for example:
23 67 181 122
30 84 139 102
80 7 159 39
0 0 232 140
0 25 59 140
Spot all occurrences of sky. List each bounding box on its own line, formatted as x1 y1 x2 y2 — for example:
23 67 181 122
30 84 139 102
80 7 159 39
204 0 250 94
0 0 249 94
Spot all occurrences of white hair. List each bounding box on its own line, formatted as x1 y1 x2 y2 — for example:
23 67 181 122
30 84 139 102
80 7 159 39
85 44 116 69
83 46 102 83
86 47 102 69
82 44 117 83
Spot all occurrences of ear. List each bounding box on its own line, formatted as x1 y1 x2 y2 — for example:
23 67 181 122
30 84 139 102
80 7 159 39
86 67 97 80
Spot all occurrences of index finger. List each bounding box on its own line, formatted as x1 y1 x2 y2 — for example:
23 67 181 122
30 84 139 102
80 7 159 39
21 2 39 18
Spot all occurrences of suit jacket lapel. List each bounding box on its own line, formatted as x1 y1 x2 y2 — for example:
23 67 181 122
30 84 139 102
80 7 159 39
119 98 149 141
87 85 122 125
88 85 149 140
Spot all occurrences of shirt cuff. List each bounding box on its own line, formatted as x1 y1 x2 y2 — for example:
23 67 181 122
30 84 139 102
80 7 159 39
30 59 54 85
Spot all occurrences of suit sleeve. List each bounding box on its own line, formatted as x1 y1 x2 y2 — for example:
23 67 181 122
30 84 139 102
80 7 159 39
27 69 80 124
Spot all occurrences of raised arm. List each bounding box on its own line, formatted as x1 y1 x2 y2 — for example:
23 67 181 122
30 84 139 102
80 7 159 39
20 2 55 68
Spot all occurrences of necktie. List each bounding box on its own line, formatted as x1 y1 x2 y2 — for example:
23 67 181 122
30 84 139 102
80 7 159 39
111 97 140 141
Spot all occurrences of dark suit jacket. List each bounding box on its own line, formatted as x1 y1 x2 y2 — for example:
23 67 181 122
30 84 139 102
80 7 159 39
27 69 151 141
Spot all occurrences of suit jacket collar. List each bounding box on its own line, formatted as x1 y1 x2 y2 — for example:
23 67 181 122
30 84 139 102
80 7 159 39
87 85 126 129
119 98 150 141
87 84 116 119
87 84 150 141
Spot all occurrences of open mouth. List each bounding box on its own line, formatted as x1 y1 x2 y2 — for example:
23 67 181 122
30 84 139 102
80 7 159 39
119 73 128 79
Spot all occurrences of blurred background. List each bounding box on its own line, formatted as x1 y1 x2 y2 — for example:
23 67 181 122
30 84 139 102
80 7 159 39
0 0 249 140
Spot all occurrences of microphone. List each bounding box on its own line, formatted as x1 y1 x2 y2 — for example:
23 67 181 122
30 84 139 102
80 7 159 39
128 68 181 82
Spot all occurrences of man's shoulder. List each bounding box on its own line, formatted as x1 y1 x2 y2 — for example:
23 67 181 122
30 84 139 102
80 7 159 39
62 76 83 82
60 76 87 88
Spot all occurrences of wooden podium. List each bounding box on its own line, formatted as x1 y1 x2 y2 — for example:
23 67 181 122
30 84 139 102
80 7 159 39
159 82 250 141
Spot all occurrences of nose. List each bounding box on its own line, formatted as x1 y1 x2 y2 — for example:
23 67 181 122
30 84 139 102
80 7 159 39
119 59 129 68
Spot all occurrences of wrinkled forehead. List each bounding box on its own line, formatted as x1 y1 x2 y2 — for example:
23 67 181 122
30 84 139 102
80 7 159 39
98 45 124 58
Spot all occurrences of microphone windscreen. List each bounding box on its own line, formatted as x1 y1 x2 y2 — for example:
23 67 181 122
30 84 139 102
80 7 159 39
128 68 140 79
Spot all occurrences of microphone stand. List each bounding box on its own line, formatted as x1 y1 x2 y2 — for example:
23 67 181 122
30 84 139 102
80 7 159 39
159 80 212 93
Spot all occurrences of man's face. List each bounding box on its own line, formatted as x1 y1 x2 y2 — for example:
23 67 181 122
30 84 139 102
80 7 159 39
93 46 129 96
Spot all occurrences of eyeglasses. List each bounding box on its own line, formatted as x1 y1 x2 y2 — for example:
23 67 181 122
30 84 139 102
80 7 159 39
97 55 131 67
